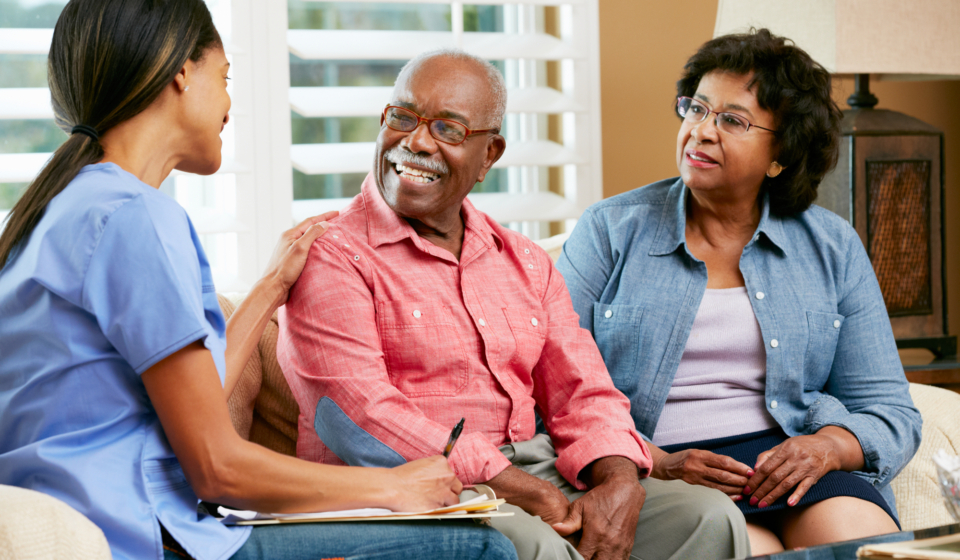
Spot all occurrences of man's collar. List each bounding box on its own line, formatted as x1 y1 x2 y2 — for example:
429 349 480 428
360 172 504 253
649 178 789 257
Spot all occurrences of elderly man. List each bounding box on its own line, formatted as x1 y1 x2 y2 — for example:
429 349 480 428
277 49 749 560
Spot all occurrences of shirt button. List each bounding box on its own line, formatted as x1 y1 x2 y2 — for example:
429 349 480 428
834 319 841 328
479 318 486 327
604 310 613 319
524 248 530 254
755 292 765 300
531 317 538 327
770 339 779 348
413 310 421 318
771 400 779 409
353 255 360 261
528 264 534 269
333 235 339 239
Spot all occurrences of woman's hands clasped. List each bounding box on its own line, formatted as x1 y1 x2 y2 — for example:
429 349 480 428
743 427 861 509
654 449 754 501
264 211 339 304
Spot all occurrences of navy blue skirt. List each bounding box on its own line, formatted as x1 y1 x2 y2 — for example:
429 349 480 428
660 428 899 528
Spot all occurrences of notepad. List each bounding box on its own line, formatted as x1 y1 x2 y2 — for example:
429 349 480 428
218 490 513 525
857 532 960 559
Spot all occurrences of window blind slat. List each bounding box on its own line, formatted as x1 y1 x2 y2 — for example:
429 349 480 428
301 0 583 5
289 86 583 118
0 153 248 183
0 30 241 56
290 139 583 175
288 30 581 61
0 88 53 120
292 190 578 224
0 29 51 55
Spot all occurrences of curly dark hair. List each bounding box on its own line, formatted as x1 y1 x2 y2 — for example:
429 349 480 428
677 28 843 216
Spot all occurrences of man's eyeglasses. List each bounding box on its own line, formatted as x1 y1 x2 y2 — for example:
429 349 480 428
676 96 776 136
381 105 499 146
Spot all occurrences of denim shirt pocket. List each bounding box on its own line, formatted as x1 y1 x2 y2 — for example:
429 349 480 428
377 300 469 397
803 311 844 391
592 303 644 388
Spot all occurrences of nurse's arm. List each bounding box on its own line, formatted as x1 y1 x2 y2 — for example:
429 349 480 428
222 212 337 397
142 340 462 513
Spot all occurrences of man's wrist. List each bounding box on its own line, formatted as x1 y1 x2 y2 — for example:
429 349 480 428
587 456 640 488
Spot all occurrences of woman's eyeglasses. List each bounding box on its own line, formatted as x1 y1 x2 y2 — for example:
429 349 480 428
381 105 499 146
676 96 776 136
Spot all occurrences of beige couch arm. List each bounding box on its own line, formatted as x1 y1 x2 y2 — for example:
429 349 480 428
0 485 110 560
891 383 960 530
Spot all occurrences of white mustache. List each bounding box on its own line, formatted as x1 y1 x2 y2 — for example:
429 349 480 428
384 146 449 175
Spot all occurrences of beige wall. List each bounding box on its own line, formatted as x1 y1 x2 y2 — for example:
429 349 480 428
598 0 960 340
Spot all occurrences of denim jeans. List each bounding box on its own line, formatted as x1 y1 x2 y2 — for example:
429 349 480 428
163 521 517 560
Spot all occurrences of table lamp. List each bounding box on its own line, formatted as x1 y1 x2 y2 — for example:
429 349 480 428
714 0 960 358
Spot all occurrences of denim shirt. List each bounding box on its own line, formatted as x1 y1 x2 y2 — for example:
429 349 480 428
556 177 921 505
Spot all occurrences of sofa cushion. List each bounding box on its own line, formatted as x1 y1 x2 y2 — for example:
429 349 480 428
891 383 960 530
0 484 111 560
219 293 298 456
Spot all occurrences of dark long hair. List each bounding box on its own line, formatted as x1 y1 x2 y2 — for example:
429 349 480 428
677 28 843 216
0 0 221 266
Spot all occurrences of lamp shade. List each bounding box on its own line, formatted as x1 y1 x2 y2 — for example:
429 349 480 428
714 0 960 78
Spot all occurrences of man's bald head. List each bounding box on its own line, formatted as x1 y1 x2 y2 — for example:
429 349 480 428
396 49 507 130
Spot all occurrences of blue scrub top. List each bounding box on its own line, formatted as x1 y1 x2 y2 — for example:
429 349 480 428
0 163 250 560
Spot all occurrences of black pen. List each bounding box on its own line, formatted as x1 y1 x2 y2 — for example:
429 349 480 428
443 418 465 458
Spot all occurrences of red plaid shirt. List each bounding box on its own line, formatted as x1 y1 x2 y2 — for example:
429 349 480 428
277 174 650 488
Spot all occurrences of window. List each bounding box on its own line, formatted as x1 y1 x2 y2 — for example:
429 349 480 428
280 0 603 243
0 0 602 290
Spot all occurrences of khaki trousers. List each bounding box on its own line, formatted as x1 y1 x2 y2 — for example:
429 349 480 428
464 434 750 560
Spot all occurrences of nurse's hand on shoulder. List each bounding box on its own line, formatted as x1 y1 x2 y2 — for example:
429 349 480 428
386 455 463 512
263 211 338 303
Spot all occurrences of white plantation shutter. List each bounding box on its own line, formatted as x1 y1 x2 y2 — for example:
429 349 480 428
0 3 268 291
1 0 604 286
281 0 604 239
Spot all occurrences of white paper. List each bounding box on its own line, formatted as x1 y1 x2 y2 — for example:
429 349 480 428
218 493 493 523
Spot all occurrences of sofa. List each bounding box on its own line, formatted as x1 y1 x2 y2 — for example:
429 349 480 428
3 234 959 559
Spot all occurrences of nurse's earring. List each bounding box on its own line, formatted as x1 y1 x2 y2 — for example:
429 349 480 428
766 161 784 178
184 86 190 92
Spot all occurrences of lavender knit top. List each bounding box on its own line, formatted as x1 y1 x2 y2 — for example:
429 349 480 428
652 287 779 447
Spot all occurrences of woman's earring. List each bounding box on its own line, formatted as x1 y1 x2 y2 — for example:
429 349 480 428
766 161 784 178
184 86 190 92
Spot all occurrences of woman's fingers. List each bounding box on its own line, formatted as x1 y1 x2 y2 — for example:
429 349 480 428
289 211 339 237
787 477 816 507
744 446 786 496
704 452 754 478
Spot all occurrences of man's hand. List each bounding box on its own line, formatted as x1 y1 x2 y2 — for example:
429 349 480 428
552 456 644 560
484 466 571 525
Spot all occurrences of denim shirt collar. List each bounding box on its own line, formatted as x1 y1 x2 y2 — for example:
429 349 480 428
648 178 789 257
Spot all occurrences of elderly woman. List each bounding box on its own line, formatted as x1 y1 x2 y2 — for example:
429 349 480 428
556 29 921 554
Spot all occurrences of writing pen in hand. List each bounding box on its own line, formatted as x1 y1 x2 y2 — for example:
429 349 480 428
443 418 465 458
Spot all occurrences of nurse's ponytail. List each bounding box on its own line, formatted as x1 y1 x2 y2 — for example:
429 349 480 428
0 0 221 267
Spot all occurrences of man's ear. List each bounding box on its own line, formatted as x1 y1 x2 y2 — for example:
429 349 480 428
476 134 506 183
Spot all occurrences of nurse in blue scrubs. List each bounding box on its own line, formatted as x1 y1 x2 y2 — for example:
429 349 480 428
0 1 516 560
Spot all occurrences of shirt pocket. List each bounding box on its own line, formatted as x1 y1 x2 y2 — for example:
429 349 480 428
502 306 547 373
803 310 844 391
377 300 468 397
592 303 644 388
